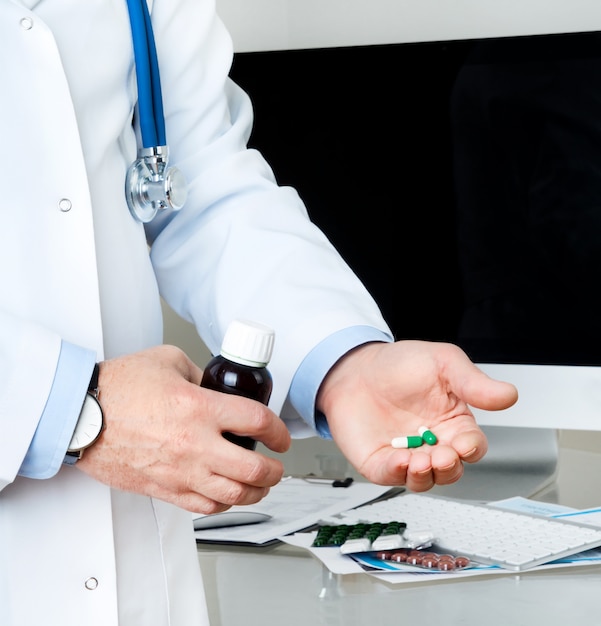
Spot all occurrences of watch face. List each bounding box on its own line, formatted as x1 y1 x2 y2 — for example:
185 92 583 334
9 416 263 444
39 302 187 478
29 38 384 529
68 394 104 452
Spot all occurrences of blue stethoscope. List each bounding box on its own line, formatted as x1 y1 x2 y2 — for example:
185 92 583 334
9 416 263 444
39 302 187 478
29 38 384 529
125 0 187 223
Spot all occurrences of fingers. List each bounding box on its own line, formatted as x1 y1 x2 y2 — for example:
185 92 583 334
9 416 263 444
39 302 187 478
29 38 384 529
167 443 285 514
358 440 477 492
132 472 274 516
451 428 488 463
201 388 291 454
81 430 285 514
203 439 286 489
404 428 486 489
150 480 273 516
176 459 278 514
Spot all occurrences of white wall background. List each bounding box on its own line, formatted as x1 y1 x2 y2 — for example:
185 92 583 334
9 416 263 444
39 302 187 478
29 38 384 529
215 0 601 52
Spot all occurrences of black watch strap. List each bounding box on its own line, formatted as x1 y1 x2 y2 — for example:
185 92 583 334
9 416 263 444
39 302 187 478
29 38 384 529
89 362 100 396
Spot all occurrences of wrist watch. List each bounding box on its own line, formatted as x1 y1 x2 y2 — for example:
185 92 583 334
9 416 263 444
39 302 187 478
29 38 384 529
64 363 105 465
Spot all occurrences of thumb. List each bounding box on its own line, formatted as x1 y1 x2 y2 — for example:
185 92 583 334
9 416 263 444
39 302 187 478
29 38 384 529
453 361 519 411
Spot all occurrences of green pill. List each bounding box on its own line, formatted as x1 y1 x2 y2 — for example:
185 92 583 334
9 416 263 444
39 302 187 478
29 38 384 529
391 435 424 449
418 426 438 445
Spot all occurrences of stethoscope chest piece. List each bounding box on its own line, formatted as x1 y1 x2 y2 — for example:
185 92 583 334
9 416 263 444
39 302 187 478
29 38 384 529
126 145 188 223
125 0 188 223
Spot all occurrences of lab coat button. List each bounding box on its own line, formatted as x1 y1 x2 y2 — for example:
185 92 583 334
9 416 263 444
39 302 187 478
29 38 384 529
19 17 33 30
84 577 99 590
58 198 72 212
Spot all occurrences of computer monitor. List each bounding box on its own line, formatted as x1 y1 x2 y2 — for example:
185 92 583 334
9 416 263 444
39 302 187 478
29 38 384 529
227 29 601 437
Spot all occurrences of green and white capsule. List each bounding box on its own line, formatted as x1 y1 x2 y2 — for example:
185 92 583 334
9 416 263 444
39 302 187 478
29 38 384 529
391 435 424 449
418 426 438 445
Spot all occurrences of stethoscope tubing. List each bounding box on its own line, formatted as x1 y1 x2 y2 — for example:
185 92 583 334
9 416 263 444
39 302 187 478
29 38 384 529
126 0 166 148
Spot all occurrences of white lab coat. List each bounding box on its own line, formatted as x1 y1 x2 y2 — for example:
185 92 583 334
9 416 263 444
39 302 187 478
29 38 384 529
0 0 390 625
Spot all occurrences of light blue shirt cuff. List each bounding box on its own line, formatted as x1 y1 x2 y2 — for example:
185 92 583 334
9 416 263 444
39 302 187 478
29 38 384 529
19 342 97 479
289 326 391 439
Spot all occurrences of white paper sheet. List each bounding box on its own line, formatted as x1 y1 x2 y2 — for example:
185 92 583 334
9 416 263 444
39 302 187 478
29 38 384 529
192 478 393 545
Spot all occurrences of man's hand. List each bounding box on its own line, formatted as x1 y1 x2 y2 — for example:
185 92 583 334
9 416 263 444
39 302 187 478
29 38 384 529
77 345 291 514
317 340 518 492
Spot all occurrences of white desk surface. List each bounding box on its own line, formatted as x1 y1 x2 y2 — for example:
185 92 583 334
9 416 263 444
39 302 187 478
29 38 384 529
197 445 601 625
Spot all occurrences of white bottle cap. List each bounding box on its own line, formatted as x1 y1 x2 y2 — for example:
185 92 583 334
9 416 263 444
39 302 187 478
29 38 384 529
220 319 275 367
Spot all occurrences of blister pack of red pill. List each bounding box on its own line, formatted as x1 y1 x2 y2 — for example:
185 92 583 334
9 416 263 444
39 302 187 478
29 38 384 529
373 548 471 571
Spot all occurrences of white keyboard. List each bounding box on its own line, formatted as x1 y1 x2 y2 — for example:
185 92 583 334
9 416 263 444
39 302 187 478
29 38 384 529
331 493 601 571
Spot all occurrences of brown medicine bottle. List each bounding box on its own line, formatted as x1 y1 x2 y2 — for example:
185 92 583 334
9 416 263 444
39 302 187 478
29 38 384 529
200 319 274 450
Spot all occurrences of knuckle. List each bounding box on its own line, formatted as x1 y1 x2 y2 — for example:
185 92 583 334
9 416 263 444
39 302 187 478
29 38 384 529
247 403 273 433
223 480 247 504
243 457 270 484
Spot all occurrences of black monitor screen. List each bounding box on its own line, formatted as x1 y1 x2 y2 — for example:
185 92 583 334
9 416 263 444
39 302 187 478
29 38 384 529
229 31 601 366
